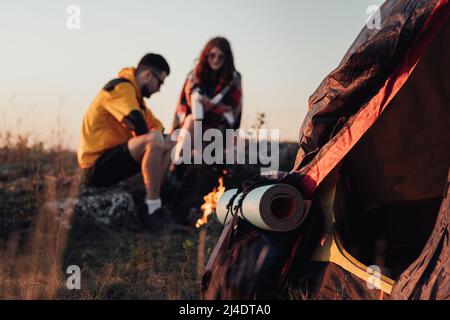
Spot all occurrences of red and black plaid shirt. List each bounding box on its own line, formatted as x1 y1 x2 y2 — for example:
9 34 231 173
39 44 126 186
171 70 243 131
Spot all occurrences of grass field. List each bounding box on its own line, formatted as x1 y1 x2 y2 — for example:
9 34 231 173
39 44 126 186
0 143 223 299
0 136 299 299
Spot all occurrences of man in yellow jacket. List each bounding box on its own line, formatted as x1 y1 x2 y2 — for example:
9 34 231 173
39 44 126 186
78 53 176 231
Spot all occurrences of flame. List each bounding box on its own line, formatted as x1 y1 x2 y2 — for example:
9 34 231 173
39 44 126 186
196 176 225 228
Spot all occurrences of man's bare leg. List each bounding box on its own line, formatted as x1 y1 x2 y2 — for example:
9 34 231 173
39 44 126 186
127 131 190 233
127 131 165 201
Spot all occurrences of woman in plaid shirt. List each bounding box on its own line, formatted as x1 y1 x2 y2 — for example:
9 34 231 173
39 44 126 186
171 37 243 140
164 37 243 223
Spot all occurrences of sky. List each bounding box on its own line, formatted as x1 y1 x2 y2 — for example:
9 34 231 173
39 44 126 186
0 0 384 150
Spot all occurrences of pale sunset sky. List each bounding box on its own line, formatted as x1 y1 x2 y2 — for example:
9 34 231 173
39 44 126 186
0 0 384 149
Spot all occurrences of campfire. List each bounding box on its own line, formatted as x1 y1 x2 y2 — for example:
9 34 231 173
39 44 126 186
196 176 225 228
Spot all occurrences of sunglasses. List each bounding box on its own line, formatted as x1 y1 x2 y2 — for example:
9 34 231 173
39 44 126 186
150 69 165 86
208 52 225 61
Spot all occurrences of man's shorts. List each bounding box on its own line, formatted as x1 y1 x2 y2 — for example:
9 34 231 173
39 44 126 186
83 143 141 187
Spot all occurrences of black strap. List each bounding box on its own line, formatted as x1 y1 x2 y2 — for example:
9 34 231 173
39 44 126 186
103 78 132 92
223 171 304 227
122 110 148 135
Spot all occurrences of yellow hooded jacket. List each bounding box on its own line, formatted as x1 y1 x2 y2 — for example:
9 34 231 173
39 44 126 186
77 67 164 169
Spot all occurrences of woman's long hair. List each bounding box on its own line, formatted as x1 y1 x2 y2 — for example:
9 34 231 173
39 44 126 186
194 37 235 87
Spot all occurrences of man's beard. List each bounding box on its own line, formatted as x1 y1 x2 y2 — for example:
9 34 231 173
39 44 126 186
140 85 152 98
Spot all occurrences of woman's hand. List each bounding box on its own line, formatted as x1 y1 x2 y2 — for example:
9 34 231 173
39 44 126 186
200 96 233 113
217 103 233 113
201 96 216 112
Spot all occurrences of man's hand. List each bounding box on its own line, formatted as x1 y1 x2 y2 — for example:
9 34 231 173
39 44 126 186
148 130 165 148
163 133 174 152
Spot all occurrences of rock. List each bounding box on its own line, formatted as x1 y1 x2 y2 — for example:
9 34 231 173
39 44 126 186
0 163 33 181
73 184 138 228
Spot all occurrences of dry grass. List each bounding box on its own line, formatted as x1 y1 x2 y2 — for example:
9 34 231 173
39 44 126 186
0 114 299 300
0 130 220 299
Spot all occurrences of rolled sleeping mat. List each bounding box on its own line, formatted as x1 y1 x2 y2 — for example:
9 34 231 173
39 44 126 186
216 184 306 232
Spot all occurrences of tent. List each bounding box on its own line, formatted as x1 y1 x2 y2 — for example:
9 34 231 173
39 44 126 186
202 0 450 299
